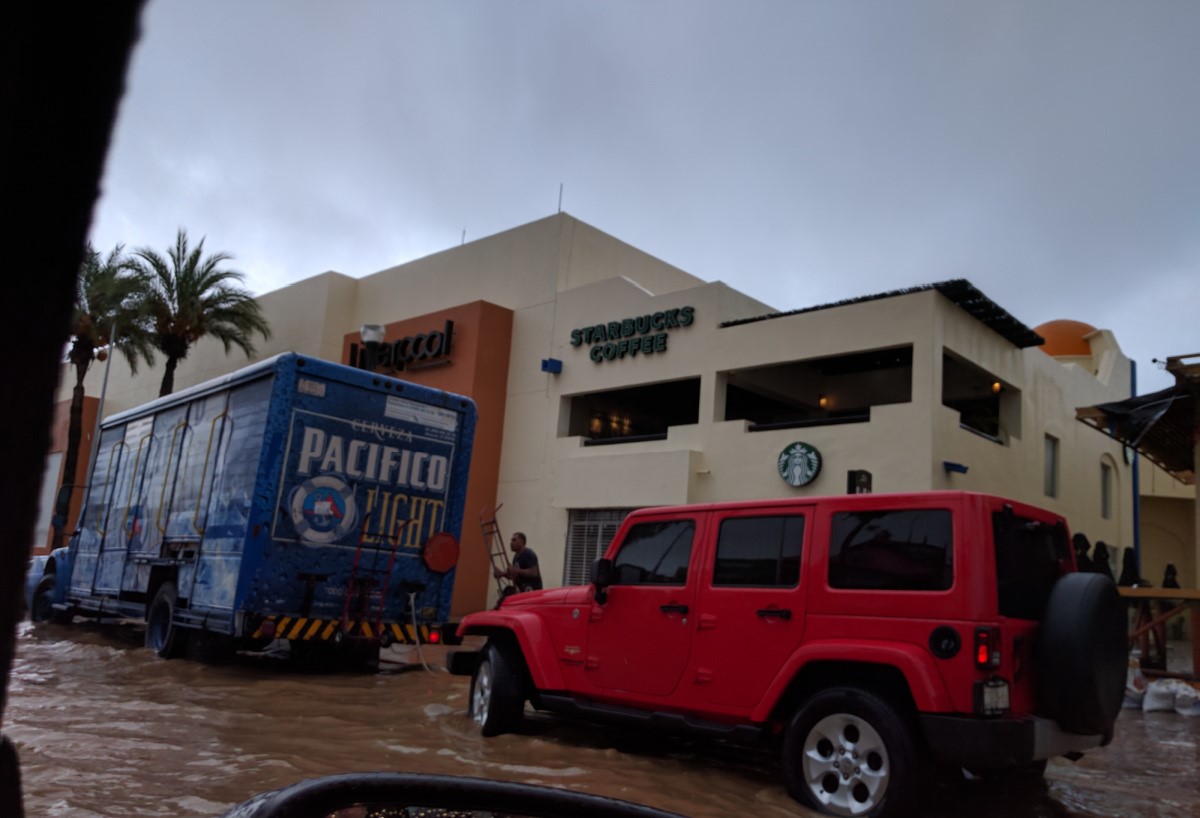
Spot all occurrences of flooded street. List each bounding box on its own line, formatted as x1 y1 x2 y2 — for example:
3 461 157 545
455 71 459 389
6 621 1198 818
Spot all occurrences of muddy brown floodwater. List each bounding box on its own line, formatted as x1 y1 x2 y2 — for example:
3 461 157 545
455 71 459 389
6 622 1199 818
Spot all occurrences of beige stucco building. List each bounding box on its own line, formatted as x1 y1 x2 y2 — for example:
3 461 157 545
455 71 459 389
48 213 1189 614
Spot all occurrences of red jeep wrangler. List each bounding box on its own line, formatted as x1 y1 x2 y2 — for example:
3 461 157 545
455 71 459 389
449 492 1126 818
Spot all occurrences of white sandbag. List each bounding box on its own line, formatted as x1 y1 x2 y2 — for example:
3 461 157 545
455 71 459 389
1142 679 1184 712
1174 683 1200 717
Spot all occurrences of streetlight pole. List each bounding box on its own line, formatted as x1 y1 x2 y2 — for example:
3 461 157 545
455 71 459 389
82 321 117 490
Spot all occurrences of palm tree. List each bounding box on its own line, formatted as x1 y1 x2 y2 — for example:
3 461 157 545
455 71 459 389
130 229 271 396
59 243 156 543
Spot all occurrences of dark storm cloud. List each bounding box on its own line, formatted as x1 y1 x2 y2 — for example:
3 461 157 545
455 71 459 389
90 0 1198 392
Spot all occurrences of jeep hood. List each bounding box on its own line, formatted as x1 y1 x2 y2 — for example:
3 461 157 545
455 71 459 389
500 586 591 607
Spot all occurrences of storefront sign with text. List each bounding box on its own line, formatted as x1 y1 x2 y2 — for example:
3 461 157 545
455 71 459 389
569 306 694 363
350 320 454 372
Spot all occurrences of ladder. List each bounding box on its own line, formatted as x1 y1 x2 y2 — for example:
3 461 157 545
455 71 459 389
480 504 514 598
343 513 407 639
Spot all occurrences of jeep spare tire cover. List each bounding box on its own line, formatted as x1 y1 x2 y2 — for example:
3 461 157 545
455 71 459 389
1035 572 1126 735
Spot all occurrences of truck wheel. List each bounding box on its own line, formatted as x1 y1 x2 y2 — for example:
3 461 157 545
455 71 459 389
783 688 918 818
31 574 59 623
145 582 186 659
470 642 526 737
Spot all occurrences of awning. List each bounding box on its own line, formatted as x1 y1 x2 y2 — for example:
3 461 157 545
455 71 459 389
1077 386 1195 484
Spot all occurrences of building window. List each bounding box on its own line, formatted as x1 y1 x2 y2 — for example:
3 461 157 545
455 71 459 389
713 514 805 587
828 508 953 591
941 351 1019 443
1044 435 1059 498
1101 462 1113 519
563 508 632 586
723 345 912 431
565 378 700 445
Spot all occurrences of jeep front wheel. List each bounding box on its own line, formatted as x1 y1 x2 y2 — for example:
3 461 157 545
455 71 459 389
470 642 526 737
783 688 918 818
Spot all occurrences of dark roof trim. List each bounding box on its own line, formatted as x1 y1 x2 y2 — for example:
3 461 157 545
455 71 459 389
719 279 1045 349
1077 386 1195 485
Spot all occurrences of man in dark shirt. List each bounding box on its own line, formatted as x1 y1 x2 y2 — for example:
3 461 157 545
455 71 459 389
495 531 542 593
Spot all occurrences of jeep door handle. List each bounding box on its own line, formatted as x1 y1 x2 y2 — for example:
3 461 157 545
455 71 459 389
756 608 792 620
660 604 689 615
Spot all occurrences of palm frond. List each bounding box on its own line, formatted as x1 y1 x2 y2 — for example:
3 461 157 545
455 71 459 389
130 229 272 394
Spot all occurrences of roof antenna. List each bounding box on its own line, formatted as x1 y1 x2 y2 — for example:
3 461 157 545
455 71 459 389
558 183 563 214
461 228 466 246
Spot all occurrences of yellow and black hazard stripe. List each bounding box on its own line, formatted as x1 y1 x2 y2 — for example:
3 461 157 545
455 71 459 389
251 616 439 644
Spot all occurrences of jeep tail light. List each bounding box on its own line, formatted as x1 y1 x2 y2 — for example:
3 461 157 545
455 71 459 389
974 627 1001 669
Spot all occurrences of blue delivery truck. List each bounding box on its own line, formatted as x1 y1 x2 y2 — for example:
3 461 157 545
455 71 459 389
29 352 476 670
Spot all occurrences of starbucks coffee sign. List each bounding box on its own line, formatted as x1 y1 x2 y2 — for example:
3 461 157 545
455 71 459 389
778 442 822 487
569 306 695 363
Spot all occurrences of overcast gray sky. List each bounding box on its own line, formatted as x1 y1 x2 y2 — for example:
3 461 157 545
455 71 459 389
90 0 1198 394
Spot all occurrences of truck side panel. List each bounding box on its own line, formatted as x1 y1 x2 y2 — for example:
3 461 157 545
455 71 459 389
67 375 276 628
119 404 187 597
68 425 124 599
189 377 273 612
94 415 154 594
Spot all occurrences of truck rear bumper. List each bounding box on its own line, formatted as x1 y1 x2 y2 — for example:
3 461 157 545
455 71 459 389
920 714 1105 768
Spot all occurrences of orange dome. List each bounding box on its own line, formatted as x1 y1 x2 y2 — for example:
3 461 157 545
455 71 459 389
1034 319 1097 357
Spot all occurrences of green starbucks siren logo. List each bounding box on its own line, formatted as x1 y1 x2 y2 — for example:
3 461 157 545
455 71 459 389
778 442 822 487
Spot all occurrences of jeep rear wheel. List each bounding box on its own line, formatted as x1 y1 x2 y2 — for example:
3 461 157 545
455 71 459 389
783 688 918 818
470 642 525 737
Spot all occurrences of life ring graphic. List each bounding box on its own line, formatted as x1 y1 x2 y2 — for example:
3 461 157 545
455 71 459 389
290 475 357 543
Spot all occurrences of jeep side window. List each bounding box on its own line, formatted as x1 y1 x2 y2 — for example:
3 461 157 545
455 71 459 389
828 508 953 591
713 515 804 587
611 519 695 586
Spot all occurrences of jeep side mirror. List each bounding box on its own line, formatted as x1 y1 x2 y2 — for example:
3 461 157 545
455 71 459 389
591 558 613 603
591 558 613 587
